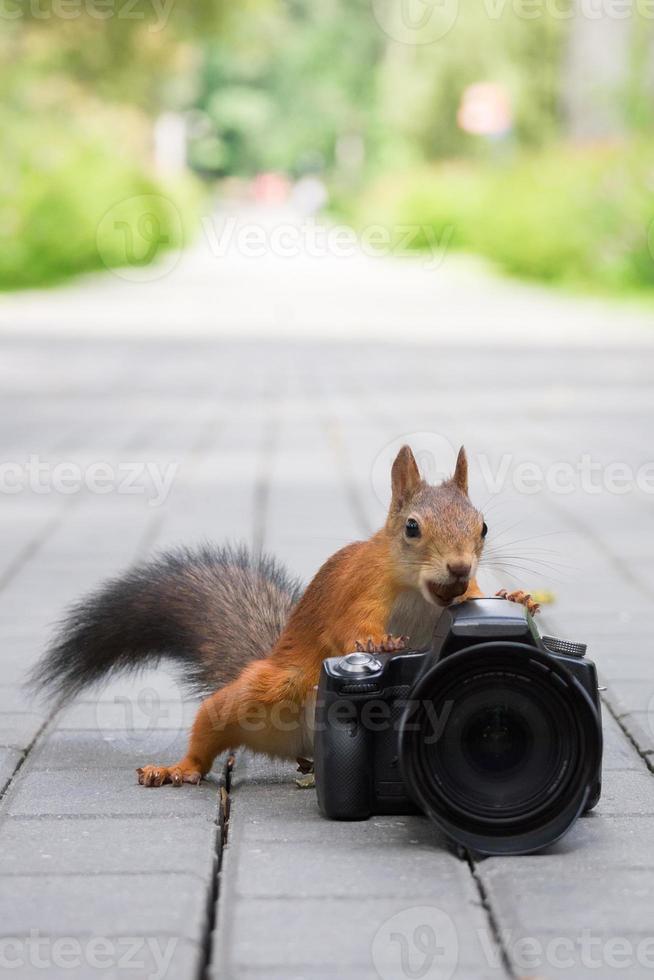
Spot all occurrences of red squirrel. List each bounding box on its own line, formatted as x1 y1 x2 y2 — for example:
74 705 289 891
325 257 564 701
32 445 538 787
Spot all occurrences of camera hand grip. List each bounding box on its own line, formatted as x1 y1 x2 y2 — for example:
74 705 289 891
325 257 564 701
314 717 372 820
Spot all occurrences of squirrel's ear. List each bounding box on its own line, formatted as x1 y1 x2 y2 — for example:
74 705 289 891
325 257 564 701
452 446 468 494
391 445 421 511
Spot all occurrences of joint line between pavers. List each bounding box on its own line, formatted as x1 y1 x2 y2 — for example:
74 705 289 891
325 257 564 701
601 691 654 776
195 753 233 980
464 850 517 979
0 716 53 808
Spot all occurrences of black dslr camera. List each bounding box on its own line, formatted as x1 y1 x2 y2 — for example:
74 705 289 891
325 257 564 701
314 598 602 855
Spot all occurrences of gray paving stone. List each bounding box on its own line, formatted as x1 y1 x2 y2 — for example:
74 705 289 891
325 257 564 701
230 753 299 789
479 864 654 933
5 768 221 818
0 873 210 941
618 712 654 755
597 770 654 816
607 678 654 714
513 813 654 867
0 815 218 876
0 685 35 713
233 785 444 848
28 729 191 770
481 810 654 897
217 971 383 980
4 262 654 980
226 972 502 980
93 669 194 702
214 896 504 977
0 712 45 750
0 746 22 794
595 650 654 680
55 699 197 732
0 659 37 686
601 711 645 770
214 755 506 978
231 838 474 900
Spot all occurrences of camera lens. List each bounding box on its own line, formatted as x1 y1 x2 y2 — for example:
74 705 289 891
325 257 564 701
427 676 576 819
463 702 532 774
399 642 602 855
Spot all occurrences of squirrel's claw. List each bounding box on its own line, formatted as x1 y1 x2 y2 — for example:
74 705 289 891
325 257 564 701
137 763 202 788
354 634 409 654
496 588 540 616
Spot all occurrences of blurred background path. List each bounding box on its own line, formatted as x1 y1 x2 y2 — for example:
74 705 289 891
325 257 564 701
1 216 654 977
2 204 653 346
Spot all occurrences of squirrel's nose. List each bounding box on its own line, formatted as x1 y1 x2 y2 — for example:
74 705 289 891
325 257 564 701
447 561 471 580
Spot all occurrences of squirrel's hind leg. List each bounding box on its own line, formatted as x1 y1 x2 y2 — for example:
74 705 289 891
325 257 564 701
136 659 310 787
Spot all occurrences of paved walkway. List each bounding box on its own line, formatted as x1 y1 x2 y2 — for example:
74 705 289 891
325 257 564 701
1 208 654 979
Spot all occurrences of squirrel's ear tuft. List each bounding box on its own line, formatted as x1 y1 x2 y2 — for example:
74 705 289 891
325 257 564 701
452 446 468 494
391 445 421 511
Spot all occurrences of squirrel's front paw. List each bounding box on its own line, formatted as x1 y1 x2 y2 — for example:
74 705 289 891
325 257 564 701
137 763 202 788
496 589 540 616
354 634 409 654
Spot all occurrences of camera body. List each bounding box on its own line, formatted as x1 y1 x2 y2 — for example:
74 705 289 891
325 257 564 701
314 598 602 854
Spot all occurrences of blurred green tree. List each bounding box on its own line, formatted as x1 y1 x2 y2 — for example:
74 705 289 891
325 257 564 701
188 0 384 177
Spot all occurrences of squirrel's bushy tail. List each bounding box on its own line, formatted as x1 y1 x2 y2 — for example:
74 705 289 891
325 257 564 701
30 543 303 704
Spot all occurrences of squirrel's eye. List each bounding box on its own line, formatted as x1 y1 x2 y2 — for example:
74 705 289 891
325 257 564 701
405 518 421 539
481 521 488 538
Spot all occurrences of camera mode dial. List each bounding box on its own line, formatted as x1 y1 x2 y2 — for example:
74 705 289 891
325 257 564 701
338 652 381 674
542 635 587 658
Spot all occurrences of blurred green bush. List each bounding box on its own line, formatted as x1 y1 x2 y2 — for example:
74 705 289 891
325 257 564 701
0 107 199 290
350 145 654 293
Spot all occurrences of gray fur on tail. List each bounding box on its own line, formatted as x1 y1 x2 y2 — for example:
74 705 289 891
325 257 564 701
30 543 303 703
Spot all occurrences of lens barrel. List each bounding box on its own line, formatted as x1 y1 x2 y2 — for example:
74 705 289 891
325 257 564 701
399 641 602 855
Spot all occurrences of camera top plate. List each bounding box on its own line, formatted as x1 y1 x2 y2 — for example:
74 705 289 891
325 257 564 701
448 598 531 638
